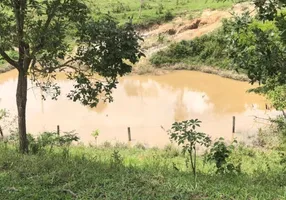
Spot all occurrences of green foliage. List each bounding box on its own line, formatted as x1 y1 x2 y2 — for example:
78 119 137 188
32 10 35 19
221 5 286 111
168 119 211 185
150 31 231 68
91 129 100 139
110 150 124 167
163 144 180 158
111 1 131 13
164 10 174 21
156 3 164 14
8 131 79 154
266 84 286 111
206 138 241 174
88 0 235 26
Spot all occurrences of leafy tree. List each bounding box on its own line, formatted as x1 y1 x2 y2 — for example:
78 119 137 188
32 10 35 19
0 0 143 153
220 0 286 116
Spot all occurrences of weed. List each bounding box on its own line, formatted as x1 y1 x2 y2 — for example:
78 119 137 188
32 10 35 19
111 150 124 167
157 33 165 43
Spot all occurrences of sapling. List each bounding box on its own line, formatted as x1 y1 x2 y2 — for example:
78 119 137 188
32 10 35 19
168 119 211 186
91 129 100 146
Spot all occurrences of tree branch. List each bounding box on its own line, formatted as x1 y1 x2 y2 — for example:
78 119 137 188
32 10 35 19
31 0 60 56
0 48 19 69
31 58 78 73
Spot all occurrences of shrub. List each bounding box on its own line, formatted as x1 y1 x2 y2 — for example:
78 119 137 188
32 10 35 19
205 138 241 174
164 10 174 22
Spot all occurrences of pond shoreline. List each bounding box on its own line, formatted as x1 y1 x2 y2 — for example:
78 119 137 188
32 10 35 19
0 62 249 82
0 65 14 74
132 62 249 82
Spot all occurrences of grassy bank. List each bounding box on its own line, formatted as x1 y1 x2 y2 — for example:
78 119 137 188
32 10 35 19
0 141 285 199
133 59 249 81
149 28 234 72
147 28 251 80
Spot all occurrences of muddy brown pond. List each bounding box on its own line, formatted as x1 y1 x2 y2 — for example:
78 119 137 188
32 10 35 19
0 70 279 147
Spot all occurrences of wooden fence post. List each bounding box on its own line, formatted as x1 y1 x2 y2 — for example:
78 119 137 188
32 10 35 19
128 127 131 142
232 116 236 134
57 125 60 136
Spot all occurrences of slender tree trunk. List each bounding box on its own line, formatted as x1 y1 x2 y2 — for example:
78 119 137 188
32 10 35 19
16 70 28 153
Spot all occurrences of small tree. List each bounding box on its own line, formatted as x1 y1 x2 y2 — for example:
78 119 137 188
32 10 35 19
0 0 143 153
168 119 211 185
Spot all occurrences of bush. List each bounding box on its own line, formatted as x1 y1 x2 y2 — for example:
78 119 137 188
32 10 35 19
205 138 241 174
164 10 174 22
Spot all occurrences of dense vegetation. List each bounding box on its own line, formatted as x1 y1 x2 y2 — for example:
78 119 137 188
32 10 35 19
150 29 231 69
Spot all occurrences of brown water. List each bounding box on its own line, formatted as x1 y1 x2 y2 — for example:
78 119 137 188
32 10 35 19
0 70 278 147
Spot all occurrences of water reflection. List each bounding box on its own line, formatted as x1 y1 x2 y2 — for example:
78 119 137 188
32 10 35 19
0 70 277 147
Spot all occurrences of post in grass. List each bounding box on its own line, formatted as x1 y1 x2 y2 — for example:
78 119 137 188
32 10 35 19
128 127 131 147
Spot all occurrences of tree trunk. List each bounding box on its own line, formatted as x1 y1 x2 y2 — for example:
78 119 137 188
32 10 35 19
16 70 28 153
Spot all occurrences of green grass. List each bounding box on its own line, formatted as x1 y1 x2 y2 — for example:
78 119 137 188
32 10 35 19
0 142 286 199
89 0 236 26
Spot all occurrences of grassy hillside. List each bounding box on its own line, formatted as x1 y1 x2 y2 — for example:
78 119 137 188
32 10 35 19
89 0 236 26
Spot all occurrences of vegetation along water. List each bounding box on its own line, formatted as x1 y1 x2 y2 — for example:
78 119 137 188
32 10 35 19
1 0 286 199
